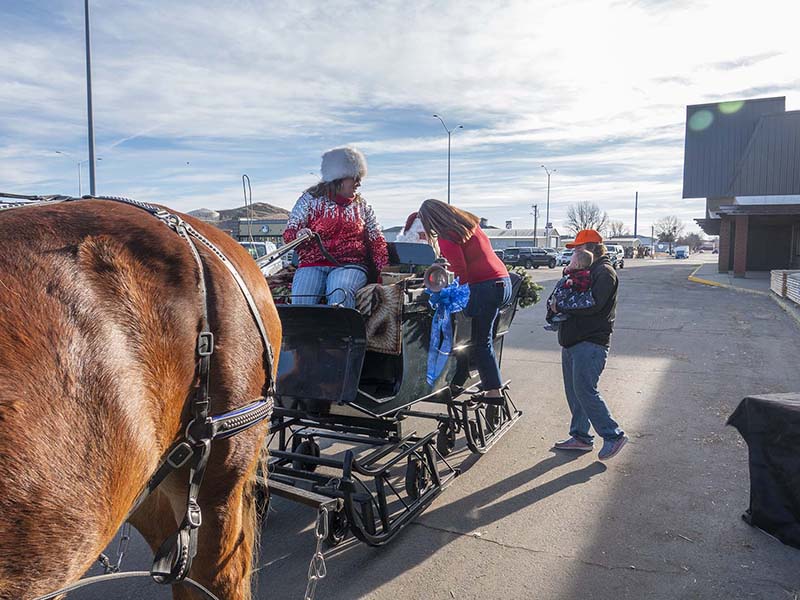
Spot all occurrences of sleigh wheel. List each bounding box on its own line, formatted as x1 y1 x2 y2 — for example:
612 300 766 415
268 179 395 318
325 507 349 547
292 438 321 472
484 403 503 433
405 457 429 500
436 423 457 457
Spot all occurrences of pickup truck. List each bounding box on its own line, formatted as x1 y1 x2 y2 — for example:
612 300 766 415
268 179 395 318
503 247 557 269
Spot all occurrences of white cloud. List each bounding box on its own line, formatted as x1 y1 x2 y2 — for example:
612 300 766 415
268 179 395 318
1 0 798 237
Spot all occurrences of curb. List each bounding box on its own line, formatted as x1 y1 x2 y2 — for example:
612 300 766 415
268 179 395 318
688 264 800 328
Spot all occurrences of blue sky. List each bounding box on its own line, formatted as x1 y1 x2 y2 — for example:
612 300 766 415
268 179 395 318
1 0 798 233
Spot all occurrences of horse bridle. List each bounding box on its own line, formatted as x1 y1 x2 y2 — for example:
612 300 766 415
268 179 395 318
11 195 277 600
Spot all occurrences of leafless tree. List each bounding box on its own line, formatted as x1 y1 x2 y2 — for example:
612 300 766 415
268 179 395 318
609 220 629 238
654 216 685 253
565 202 609 235
677 232 702 251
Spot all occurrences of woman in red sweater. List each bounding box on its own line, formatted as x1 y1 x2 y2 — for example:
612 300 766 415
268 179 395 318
417 199 511 402
284 147 388 308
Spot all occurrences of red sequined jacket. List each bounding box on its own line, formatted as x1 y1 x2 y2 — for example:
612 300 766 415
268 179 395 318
283 191 389 272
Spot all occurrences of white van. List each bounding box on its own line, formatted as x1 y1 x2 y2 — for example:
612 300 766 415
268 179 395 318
675 245 690 259
239 241 283 276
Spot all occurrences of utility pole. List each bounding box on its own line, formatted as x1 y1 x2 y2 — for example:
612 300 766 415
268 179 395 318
634 191 638 237
651 224 655 259
540 165 555 247
532 204 538 246
84 0 97 195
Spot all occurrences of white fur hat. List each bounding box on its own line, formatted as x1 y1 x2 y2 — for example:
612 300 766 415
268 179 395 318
320 146 368 183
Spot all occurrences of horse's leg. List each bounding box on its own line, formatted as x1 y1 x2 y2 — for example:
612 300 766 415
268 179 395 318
170 436 265 600
174 482 256 600
129 440 265 600
128 488 180 555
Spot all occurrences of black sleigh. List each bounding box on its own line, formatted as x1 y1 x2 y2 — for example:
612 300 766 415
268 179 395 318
261 239 523 546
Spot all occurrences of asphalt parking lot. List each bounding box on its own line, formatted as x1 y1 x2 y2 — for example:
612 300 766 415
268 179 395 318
85 257 800 599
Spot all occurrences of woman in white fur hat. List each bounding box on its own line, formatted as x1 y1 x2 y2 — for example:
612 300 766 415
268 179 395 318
283 146 388 308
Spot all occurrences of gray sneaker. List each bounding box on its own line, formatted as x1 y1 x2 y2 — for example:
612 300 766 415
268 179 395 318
598 435 628 461
553 437 594 452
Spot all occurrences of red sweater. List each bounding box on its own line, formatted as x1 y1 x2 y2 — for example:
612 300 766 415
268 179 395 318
283 192 388 271
438 228 508 285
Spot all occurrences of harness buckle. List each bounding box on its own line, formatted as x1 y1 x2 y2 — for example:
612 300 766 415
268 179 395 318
197 332 214 356
166 442 194 469
187 500 203 529
186 418 213 445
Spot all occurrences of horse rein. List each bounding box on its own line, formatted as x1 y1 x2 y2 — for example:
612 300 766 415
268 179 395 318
13 195 277 600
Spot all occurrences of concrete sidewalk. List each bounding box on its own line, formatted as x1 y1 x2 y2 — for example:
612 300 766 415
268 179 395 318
689 261 800 328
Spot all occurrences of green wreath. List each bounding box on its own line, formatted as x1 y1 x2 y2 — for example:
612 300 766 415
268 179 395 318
511 266 544 309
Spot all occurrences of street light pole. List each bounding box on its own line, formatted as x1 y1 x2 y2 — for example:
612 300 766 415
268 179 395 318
84 0 97 195
54 150 81 196
433 114 463 204
54 151 103 196
540 165 556 247
532 204 538 246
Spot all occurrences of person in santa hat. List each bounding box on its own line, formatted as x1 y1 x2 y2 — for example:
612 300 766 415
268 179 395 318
284 146 388 308
395 212 428 243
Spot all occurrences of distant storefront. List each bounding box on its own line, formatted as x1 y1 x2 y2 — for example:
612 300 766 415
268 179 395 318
484 228 562 249
237 219 287 244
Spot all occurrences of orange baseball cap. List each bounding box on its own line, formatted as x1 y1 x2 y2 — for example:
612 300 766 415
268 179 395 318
566 229 603 248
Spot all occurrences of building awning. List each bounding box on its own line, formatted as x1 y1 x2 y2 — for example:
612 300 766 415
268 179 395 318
695 218 721 235
717 203 800 216
697 203 800 235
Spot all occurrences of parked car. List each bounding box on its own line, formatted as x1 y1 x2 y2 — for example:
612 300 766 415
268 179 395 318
606 244 625 269
239 241 283 276
556 249 573 266
503 247 557 269
494 249 505 261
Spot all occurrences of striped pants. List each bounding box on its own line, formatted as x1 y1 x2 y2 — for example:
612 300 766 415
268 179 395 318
291 265 368 309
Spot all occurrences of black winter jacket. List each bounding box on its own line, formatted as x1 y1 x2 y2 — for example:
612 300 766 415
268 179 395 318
557 255 618 348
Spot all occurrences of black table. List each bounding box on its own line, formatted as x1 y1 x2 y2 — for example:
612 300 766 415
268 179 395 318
728 393 800 550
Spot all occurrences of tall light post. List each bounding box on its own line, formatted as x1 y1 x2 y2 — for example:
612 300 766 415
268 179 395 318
433 114 463 204
84 0 97 195
540 165 556 247
54 151 82 196
54 151 102 196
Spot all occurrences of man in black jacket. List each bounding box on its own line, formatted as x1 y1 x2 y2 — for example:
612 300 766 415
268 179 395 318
553 230 627 460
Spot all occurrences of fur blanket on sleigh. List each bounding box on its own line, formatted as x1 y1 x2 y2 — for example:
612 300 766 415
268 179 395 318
267 267 403 355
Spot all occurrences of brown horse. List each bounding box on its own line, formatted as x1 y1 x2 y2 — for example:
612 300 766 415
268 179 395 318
0 199 281 599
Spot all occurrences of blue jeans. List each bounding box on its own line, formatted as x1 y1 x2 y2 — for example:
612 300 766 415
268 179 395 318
291 265 368 309
561 342 624 442
466 277 512 390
